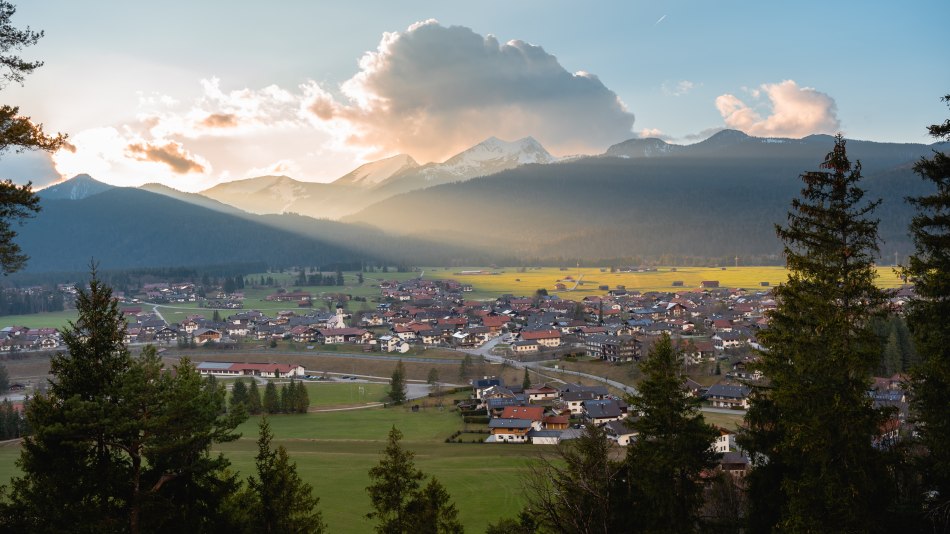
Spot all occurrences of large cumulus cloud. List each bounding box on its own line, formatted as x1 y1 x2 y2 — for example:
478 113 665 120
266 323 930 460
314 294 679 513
715 80 840 138
310 20 635 161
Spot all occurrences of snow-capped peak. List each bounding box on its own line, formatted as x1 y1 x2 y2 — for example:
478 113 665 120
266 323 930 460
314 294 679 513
38 174 114 200
439 136 555 175
334 154 419 187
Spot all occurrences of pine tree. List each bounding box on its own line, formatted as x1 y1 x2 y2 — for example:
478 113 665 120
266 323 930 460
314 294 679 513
905 93 950 529
0 271 246 532
237 417 326 533
280 382 291 414
388 360 407 405
230 379 249 412
620 333 718 532
294 381 310 413
366 426 463 533
263 382 281 414
740 136 892 532
248 380 263 415
522 367 531 390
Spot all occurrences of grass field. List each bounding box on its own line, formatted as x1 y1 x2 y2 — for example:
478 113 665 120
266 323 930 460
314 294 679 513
446 266 907 300
0 406 546 533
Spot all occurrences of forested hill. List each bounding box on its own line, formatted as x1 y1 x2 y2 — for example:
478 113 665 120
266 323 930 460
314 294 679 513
15 187 480 272
343 132 945 262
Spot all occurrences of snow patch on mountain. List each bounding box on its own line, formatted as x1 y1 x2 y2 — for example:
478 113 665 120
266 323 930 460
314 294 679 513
38 174 114 200
334 154 419 187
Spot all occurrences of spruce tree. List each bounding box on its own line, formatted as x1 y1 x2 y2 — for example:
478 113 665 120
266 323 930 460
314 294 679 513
230 379 249 412
238 417 326 533
263 382 281 414
905 94 950 528
366 426 463 533
294 381 310 413
621 333 718 532
1 271 246 532
388 360 407 405
522 368 531 390
280 382 291 414
740 136 892 532
247 380 263 415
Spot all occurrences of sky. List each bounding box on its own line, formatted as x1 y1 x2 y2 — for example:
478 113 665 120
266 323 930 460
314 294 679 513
1 1 947 192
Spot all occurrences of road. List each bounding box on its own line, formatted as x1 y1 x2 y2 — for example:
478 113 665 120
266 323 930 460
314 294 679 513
458 336 734 415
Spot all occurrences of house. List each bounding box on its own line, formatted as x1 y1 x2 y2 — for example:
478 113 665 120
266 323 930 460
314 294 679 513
488 418 535 443
519 329 561 347
561 391 597 415
542 415 570 430
583 399 625 426
196 362 305 378
605 419 638 446
193 328 222 345
705 384 751 410
525 385 559 402
586 334 640 362
511 340 539 353
500 405 545 425
712 427 736 453
317 328 373 344
472 377 503 400
527 429 562 445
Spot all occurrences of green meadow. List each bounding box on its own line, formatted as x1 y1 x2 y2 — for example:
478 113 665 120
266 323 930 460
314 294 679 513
0 406 542 533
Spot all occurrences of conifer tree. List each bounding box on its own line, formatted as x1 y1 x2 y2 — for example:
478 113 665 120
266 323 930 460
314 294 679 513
740 136 891 532
294 381 310 413
620 333 718 532
905 94 950 528
522 368 531 390
230 379 249 412
280 382 290 413
0 271 246 532
263 382 281 414
247 380 263 415
388 360 407 405
366 426 463 534
236 418 326 533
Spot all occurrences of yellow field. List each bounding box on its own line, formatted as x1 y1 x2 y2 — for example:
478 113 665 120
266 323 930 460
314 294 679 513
444 266 906 299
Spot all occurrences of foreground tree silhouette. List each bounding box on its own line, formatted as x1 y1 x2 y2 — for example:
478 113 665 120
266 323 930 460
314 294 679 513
230 418 325 533
366 426 462 533
740 136 892 531
0 270 245 532
619 333 718 532
0 1 66 274
523 423 621 534
905 94 950 530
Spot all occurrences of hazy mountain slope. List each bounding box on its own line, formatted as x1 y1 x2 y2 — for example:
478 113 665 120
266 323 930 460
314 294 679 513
200 175 368 219
15 187 483 273
333 154 419 187
139 183 248 215
344 134 944 261
38 174 114 200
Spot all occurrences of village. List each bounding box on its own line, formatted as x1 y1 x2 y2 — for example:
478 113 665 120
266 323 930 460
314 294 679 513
0 272 912 464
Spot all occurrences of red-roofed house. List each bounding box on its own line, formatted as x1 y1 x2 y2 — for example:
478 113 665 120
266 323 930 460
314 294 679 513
519 330 561 347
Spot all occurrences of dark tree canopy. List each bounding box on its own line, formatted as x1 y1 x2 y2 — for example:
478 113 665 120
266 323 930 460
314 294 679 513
905 93 950 530
741 136 893 532
0 1 67 274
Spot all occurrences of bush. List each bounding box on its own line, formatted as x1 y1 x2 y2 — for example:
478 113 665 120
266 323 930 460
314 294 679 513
463 416 490 424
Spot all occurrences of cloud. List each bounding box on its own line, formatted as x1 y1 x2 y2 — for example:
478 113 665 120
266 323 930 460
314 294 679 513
199 113 239 129
663 80 696 97
126 141 207 174
307 20 635 161
715 80 840 138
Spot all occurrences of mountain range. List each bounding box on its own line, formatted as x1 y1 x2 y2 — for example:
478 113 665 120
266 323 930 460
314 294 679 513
22 131 946 273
